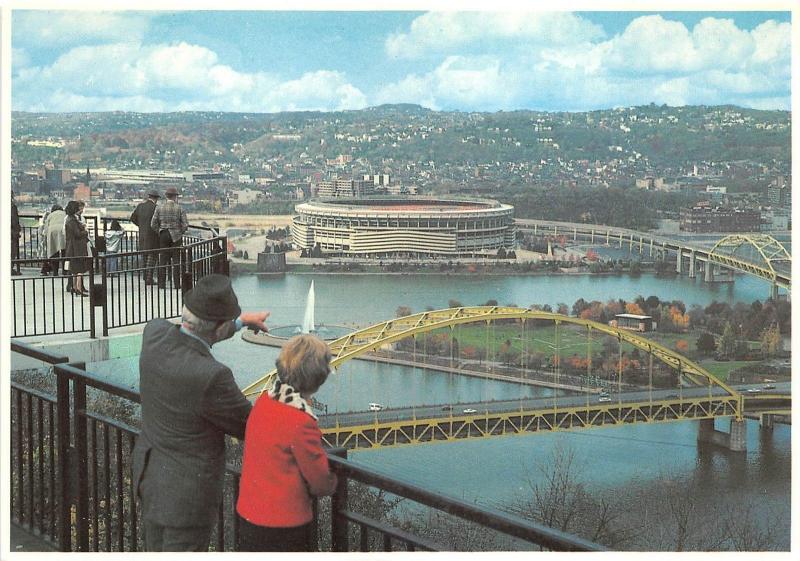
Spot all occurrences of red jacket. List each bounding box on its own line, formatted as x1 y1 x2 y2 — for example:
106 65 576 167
237 395 337 527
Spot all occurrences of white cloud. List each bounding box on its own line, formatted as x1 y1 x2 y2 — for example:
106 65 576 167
261 71 368 112
13 41 367 113
378 13 791 112
386 12 604 59
11 47 29 71
13 11 153 47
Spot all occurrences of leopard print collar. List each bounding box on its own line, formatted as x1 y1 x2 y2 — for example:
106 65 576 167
267 376 318 421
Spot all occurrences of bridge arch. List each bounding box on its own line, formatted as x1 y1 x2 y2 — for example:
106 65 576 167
708 234 790 288
243 306 739 399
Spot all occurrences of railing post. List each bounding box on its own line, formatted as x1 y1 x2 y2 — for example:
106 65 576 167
72 373 90 551
100 255 109 337
88 260 96 339
181 245 193 296
330 448 349 552
55 366 72 551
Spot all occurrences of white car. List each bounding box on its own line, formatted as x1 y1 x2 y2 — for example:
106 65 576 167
462 408 478 414
368 403 384 411
746 388 762 394
598 395 612 403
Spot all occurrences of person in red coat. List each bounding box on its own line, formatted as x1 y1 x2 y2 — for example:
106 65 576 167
236 335 337 551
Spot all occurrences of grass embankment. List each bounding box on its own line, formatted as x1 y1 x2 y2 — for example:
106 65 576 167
425 323 759 384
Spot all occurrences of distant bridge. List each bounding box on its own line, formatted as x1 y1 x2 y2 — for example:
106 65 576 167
243 307 789 451
514 219 791 299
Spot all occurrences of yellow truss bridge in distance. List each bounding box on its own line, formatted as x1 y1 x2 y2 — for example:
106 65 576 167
242 307 787 451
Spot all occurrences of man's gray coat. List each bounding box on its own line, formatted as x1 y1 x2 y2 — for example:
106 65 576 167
131 318 252 528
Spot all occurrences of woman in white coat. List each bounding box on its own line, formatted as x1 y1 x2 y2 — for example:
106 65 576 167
44 205 67 276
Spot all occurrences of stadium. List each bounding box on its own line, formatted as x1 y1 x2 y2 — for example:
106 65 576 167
291 197 515 258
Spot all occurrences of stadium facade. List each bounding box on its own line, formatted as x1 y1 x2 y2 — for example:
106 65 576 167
291 197 515 258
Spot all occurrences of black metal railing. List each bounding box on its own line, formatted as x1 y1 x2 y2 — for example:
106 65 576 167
11 216 228 339
10 256 96 338
9 342 604 553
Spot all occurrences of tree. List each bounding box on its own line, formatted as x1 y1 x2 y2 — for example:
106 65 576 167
396 306 413 318
759 323 782 358
696 332 717 355
448 299 463 308
719 322 737 358
484 299 498 306
557 303 569 316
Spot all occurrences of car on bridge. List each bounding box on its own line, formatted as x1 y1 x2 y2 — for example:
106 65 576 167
368 403 384 411
598 391 612 403
763 384 776 390
462 408 477 414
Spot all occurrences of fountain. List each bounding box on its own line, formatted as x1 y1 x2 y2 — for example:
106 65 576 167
245 280 354 343
300 280 316 333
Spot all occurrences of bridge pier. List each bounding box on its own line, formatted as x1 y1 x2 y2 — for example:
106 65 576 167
697 418 747 452
770 283 779 300
675 249 683 274
761 413 775 430
704 261 713 282
688 251 696 278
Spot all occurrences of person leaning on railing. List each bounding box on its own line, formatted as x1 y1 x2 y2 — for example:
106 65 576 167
131 274 269 552
236 335 338 552
63 200 90 296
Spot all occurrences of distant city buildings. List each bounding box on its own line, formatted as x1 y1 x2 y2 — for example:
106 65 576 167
679 201 761 233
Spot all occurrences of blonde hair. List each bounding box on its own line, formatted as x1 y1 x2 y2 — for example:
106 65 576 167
276 335 332 394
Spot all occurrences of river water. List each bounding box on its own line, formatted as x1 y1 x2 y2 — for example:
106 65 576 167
90 271 789 549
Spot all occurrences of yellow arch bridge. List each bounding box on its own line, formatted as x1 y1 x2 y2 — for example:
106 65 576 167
243 307 788 451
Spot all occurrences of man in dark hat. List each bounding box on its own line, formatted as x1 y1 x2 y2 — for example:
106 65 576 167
131 274 269 551
130 189 161 284
151 185 188 289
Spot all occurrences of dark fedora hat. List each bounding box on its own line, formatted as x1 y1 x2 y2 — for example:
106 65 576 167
147 189 160 198
165 186 180 196
184 274 241 321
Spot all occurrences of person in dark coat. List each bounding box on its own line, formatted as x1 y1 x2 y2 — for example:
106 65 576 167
63 200 90 296
11 191 21 275
130 189 160 283
131 274 269 552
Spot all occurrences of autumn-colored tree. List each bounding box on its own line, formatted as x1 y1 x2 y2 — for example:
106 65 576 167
759 323 782 358
461 345 478 361
625 302 645 315
675 339 689 352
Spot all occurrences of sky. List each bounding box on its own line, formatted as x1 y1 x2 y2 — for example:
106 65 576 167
10 9 793 114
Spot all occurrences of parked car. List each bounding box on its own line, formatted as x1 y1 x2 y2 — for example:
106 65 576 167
462 408 477 414
368 403 384 411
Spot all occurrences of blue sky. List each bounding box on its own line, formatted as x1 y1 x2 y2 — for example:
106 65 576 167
11 10 792 113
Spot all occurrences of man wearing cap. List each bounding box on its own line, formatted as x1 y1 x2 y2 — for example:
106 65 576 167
151 185 188 289
132 274 269 551
130 189 161 284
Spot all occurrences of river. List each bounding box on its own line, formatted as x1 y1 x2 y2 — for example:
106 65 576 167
89 271 789 550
